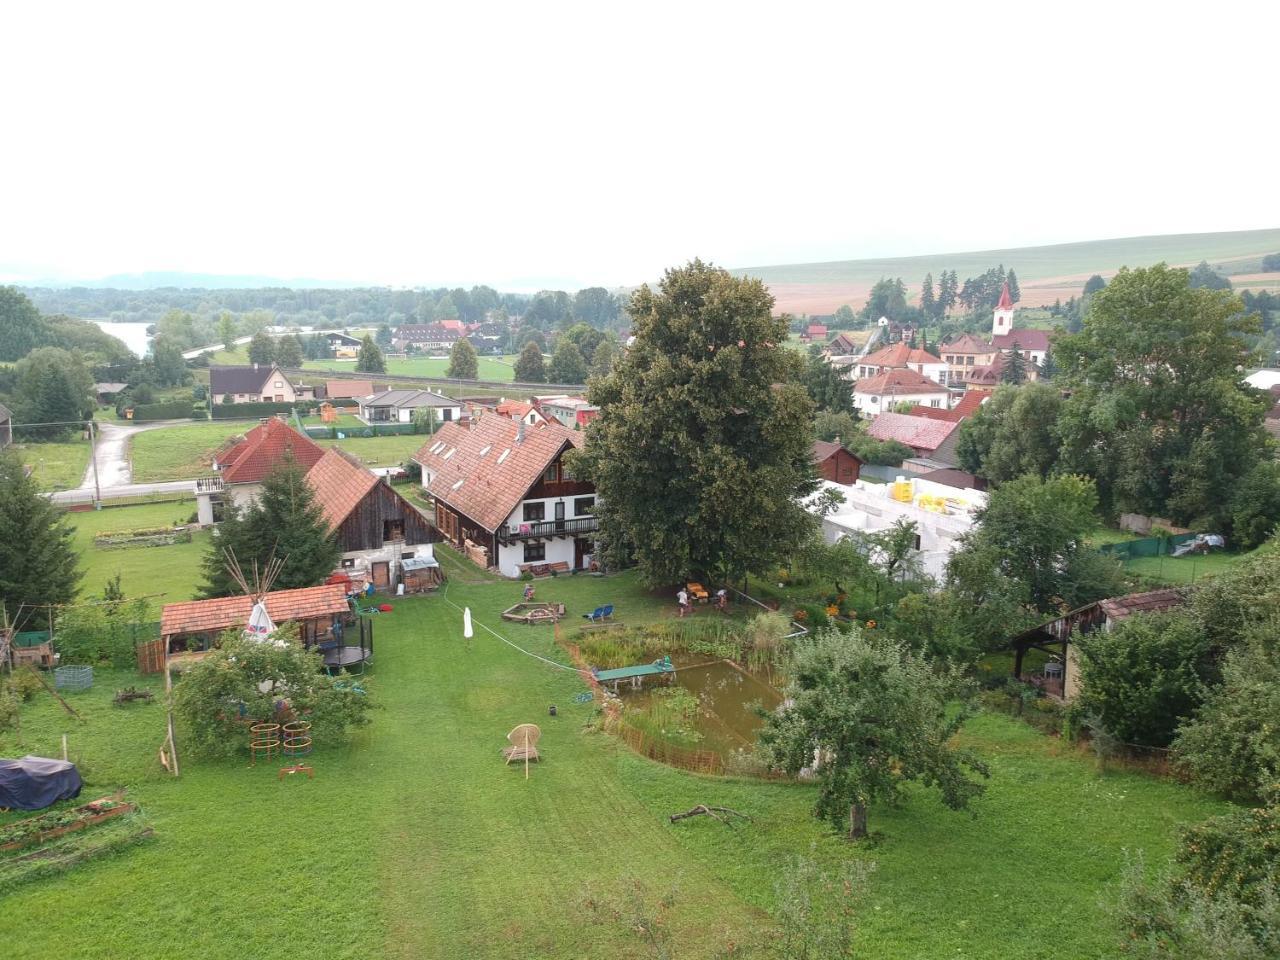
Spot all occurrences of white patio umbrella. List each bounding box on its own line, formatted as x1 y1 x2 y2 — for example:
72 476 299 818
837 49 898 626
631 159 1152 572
463 607 474 640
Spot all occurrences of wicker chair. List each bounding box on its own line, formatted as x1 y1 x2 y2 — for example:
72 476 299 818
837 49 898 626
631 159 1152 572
502 723 542 765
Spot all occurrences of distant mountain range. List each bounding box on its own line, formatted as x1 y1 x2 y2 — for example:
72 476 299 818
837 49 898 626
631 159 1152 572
10 270 372 291
733 227 1280 316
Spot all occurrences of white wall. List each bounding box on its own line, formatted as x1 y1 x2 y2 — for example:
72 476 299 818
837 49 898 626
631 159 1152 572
496 536 576 578
853 390 948 417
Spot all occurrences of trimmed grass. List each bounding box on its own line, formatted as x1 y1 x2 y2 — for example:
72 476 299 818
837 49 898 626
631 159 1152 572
0 560 1230 959
128 420 259 482
1123 549 1251 585
314 433 427 468
11 439 91 491
301 354 519 382
66 499 210 601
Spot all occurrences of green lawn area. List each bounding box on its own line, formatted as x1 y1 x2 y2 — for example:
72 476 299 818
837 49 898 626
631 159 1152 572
11 439 91 491
301 354 518 382
0 559 1229 959
66 499 210 601
1122 549 1251 585
315 433 426 468
129 420 259 482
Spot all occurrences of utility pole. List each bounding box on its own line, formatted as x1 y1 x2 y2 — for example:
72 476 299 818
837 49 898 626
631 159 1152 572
87 419 102 508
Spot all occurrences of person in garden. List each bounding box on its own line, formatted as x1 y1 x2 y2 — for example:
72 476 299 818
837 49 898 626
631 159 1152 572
523 582 536 602
676 587 689 618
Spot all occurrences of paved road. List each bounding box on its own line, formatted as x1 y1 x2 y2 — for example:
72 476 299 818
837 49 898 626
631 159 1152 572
52 420 194 503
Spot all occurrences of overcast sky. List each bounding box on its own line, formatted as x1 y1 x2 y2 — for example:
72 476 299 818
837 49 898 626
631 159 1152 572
3 1 1276 291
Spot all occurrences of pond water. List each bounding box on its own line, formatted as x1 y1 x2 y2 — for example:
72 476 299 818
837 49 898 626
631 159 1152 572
627 657 783 757
92 320 152 357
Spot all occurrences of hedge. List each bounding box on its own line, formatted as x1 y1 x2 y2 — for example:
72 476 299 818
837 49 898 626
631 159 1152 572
303 422 428 439
131 401 200 421
212 402 315 420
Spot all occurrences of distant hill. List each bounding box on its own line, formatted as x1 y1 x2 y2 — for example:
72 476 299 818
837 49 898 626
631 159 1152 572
735 228 1280 316
25 270 371 291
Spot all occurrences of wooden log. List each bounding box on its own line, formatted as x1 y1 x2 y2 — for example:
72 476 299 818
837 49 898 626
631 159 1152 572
668 804 752 826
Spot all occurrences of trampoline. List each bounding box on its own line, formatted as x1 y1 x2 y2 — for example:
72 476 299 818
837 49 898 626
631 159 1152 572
308 615 374 674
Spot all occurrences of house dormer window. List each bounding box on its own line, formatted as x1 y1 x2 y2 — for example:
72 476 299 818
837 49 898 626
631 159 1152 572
543 463 559 483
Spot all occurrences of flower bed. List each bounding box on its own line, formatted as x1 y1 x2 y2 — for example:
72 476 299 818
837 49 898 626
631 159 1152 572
0 796 136 854
93 525 193 549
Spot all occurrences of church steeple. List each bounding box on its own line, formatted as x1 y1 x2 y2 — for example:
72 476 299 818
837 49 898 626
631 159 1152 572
992 280 1014 336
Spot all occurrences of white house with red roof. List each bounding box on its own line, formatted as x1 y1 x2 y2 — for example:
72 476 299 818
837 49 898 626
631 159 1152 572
853 368 951 417
413 417 598 577
212 418 326 508
988 280 1050 369
856 341 949 385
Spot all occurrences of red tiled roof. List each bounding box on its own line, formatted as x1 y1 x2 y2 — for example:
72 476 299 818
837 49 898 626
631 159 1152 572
806 324 828 336
907 390 989 422
860 341 943 370
305 448 379 533
997 281 1014 311
495 401 536 419
992 329 1052 352
325 380 382 399
811 440 842 464
413 417 584 532
217 419 326 485
1099 588 1186 621
854 368 949 396
160 583 350 637
867 412 960 452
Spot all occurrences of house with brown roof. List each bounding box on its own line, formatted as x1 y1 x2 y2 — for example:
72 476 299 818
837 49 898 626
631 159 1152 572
907 390 989 423
853 368 951 417
824 332 862 357
856 341 949 385
867 412 963 464
811 440 862 485
1007 589 1187 700
938 333 996 383
213 419 326 507
305 448 437 591
324 379 388 402
413 417 597 577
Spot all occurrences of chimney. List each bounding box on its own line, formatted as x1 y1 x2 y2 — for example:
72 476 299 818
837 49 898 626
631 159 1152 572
252 362 259 370
516 420 525 443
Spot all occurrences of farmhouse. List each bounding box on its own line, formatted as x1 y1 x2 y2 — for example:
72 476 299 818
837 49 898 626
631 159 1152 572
811 440 862 485
357 389 463 424
806 475 986 580
306 447 438 592
209 364 300 404
392 324 461 353
323 332 364 358
212 418 326 507
1007 589 1187 700
855 341 949 385
853 369 950 417
414 417 597 578
825 332 861 357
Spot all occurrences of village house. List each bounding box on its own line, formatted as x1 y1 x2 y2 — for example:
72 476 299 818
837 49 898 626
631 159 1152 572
938 333 996 383
211 418 326 508
806 474 986 581
323 332 364 358
413 417 597 578
209 364 300 404
357 389 463 425
392 324 462 353
306 447 438 592
324 379 388 404
811 440 862 485
855 341 949 385
1007 589 1186 700
798 323 828 343
853 368 951 417
867 411 963 465
493 400 545 425
824 332 862 358
538 396 599 429
907 390 988 423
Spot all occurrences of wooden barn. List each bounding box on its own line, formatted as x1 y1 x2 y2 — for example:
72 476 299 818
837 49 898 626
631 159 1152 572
811 440 863 485
306 447 438 592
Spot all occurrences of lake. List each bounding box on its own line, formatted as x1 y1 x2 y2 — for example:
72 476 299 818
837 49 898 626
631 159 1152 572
92 320 152 357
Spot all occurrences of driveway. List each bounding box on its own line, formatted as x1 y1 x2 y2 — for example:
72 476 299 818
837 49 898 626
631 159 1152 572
59 420 191 501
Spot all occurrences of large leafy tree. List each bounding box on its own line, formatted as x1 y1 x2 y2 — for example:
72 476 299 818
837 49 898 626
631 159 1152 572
274 333 304 369
572 287 620 328
576 261 817 585
247 330 276 366
513 340 546 382
445 337 478 379
955 382 1063 483
0 451 82 624
0 287 53 361
760 629 989 839
11 347 95 438
547 338 588 384
949 473 1121 614
355 334 386 373
801 346 854 415
200 457 339 598
150 335 188 386
1054 264 1269 526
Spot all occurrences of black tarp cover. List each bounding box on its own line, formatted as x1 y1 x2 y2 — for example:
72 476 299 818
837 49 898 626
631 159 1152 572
0 756 84 810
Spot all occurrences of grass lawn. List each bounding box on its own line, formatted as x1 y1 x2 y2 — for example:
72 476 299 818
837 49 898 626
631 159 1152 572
66 499 210 602
315 433 427 468
128 420 259 482
0 561 1228 959
301 354 518 382
11 439 91 491
1122 549 1251 585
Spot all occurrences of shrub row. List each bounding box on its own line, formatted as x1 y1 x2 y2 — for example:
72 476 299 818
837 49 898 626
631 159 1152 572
130 401 201 421
212 402 315 420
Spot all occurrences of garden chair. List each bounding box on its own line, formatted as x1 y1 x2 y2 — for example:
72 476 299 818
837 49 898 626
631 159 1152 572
502 724 541 765
600 604 614 620
583 606 606 622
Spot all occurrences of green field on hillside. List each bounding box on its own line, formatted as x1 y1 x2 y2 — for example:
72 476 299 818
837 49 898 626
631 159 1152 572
0 559 1227 960
67 498 209 601
739 227 1280 284
11 439 92 492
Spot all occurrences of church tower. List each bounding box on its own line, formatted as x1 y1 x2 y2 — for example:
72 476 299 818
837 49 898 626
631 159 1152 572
992 280 1014 337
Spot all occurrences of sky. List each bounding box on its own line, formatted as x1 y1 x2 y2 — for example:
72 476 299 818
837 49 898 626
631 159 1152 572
3 1 1278 292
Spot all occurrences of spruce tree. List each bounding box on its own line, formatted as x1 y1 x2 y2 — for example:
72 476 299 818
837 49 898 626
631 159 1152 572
355 335 386 373
513 340 546 383
1006 269 1021 304
921 273 936 319
275 334 304 368
1001 344 1027 385
0 451 82 623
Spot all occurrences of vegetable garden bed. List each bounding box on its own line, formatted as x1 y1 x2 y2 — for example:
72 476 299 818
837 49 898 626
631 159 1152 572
93 525 193 549
0 796 136 854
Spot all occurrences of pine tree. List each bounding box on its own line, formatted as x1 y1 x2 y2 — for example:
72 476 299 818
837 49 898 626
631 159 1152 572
921 273 936 320
513 340 546 383
1006 269 1021 304
445 338 478 379
0 451 82 623
1001 344 1027 385
199 456 339 598
1039 347 1057 380
355 335 386 373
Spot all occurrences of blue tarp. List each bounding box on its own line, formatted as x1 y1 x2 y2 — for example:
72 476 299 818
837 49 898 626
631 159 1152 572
0 756 83 811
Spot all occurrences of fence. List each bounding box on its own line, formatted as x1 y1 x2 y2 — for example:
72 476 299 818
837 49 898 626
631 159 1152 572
300 422 426 439
858 463 904 483
1096 533 1197 560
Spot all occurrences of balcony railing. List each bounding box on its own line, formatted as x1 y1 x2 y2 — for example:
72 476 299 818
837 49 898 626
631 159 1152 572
195 476 224 494
496 516 598 544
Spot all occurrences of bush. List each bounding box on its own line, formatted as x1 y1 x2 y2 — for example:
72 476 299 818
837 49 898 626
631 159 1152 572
54 598 153 669
130 400 195 421
1072 609 1214 747
211 401 315 420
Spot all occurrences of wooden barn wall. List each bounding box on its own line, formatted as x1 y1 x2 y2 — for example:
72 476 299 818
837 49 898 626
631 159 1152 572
336 483 438 552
